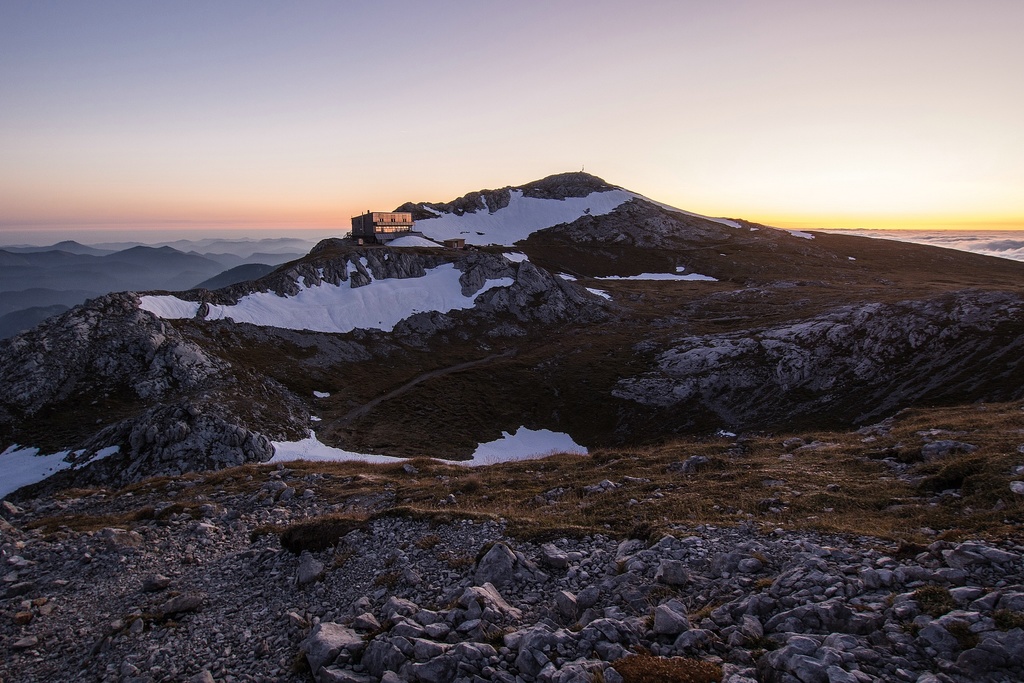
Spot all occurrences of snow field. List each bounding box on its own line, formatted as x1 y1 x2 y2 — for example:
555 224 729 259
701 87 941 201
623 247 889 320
0 445 119 499
139 295 201 319
595 272 718 282
416 190 634 246
141 264 514 334
269 427 587 467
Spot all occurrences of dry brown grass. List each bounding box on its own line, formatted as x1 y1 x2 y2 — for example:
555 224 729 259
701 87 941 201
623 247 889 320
26 502 196 535
611 652 722 683
913 585 956 618
278 514 368 554
23 400 1024 546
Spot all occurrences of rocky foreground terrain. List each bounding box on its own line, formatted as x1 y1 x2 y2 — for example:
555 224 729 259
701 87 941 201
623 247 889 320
2 452 1022 683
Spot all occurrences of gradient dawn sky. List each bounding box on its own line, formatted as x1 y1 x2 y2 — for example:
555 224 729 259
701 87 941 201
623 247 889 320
2 0 1022 243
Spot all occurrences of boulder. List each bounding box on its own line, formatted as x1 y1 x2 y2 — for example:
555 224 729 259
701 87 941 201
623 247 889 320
158 593 204 617
653 600 691 636
475 542 517 588
655 559 690 586
921 440 978 462
361 639 407 679
300 623 365 675
141 574 172 592
296 552 325 587
458 583 522 622
540 543 570 569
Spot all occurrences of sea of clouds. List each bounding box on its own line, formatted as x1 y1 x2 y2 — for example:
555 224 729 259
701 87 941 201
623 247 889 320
828 230 1024 263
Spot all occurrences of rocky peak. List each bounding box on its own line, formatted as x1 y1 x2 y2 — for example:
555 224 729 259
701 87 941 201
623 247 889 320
519 171 616 199
396 171 617 219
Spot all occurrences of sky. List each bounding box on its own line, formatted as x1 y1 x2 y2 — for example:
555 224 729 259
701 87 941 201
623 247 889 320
2 0 1022 244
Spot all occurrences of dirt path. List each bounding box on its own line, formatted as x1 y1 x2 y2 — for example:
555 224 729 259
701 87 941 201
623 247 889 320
337 348 518 425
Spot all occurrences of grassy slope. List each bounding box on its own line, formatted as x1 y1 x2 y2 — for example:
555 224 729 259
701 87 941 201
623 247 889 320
193 226 1024 459
28 399 1024 544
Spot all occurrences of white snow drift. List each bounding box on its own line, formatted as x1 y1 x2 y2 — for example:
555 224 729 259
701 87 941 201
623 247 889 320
140 264 513 334
2 427 585 497
386 235 442 248
415 189 634 246
0 445 119 499
595 272 718 282
269 427 586 467
139 296 201 319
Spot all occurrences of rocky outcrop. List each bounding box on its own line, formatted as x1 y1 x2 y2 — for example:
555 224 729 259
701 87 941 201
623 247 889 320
3 472 1022 683
0 293 308 494
193 247 610 334
539 198 740 249
0 292 226 420
614 291 1024 429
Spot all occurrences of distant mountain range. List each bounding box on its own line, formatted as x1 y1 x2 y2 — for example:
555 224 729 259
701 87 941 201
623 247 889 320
0 238 312 339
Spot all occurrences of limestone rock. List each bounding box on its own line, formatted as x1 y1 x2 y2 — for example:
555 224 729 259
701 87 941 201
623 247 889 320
475 542 517 588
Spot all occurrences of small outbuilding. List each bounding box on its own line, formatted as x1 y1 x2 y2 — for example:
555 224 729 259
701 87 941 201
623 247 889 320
443 238 466 249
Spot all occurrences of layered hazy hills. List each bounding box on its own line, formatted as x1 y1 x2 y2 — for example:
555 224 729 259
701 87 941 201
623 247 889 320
0 239 311 339
4 172 1024 497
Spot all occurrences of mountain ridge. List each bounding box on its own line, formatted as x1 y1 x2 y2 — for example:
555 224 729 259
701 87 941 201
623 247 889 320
4 172 1024 497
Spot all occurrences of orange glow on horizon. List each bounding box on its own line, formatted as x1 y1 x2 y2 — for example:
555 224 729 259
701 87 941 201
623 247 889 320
2 3 1023 242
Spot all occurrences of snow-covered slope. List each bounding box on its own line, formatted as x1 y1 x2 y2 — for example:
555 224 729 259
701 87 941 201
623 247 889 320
415 189 634 246
387 235 442 248
140 263 513 334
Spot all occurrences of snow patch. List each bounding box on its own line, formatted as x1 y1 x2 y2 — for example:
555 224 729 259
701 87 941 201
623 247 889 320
270 433 406 466
558 273 577 281
0 445 73 498
313 391 330 398
596 273 717 282
387 235 442 248
78 445 120 468
270 428 586 468
465 427 587 465
586 287 612 300
0 444 119 499
503 252 529 263
416 189 634 246
141 264 513 334
787 230 815 240
138 295 200 319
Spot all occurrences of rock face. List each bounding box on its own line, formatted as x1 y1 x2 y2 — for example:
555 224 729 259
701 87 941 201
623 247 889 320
0 292 308 492
3 474 1022 683
614 290 1024 428
0 292 225 419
